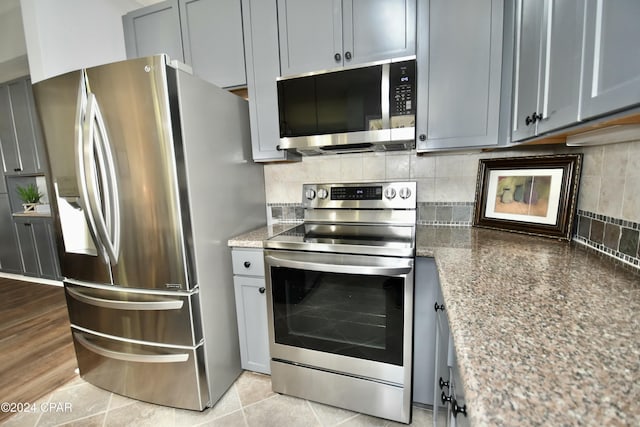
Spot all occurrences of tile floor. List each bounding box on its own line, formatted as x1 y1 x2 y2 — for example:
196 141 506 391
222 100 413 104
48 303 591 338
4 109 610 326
2 371 435 427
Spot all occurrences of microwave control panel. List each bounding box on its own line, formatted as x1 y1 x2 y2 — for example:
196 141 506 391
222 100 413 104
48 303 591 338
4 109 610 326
389 61 416 118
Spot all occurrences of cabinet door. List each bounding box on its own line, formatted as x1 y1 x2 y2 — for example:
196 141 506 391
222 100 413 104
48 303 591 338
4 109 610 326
233 275 270 374
14 220 39 276
511 0 544 142
416 0 504 151
536 0 584 134
413 257 438 405
580 0 640 120
32 220 60 280
0 194 22 273
0 78 46 175
179 0 247 88
242 0 299 162
278 0 342 76
345 0 416 66
123 0 184 62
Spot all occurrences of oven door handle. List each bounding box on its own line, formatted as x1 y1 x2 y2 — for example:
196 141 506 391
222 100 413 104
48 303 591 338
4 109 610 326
264 255 412 276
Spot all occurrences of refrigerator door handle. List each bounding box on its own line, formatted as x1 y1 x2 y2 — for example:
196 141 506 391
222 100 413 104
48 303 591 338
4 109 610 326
83 92 121 265
75 71 106 261
74 333 189 363
66 287 184 311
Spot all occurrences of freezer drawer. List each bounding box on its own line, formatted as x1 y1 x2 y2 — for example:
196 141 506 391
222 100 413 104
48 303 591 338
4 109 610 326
72 328 209 410
65 282 203 346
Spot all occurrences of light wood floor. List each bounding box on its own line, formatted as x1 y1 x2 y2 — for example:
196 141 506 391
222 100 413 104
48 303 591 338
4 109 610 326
0 278 76 423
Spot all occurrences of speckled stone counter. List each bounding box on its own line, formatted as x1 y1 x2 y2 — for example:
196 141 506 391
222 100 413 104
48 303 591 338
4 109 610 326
418 225 639 426
227 224 297 248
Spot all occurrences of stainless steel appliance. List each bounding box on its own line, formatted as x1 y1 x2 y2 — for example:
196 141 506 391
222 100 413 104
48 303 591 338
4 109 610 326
277 59 416 155
32 55 266 410
264 182 416 423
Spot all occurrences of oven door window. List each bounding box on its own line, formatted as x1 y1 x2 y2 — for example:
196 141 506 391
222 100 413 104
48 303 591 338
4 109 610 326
270 266 404 365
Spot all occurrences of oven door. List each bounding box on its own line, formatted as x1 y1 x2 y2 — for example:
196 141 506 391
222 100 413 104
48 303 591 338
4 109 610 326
264 249 414 386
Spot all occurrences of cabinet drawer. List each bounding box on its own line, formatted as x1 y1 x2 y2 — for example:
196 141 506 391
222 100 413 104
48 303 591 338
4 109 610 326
232 249 265 276
65 283 203 346
72 328 208 411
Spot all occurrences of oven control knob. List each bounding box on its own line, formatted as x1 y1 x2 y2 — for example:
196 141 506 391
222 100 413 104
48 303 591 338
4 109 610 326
317 188 329 199
384 187 397 200
305 189 316 200
399 187 412 199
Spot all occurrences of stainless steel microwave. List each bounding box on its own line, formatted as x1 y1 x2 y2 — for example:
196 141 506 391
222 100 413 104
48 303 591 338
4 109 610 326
277 58 416 155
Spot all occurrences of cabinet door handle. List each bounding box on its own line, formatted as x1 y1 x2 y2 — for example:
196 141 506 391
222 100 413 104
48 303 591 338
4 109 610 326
243 261 251 268
14 168 22 172
439 377 449 390
334 53 341 62
434 302 445 312
259 287 266 294
418 134 426 141
344 51 352 60
441 391 452 404
533 112 543 122
525 115 533 126
453 400 467 417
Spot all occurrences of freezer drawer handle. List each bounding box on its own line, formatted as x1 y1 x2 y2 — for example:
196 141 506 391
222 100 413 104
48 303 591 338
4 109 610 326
74 333 189 363
67 287 184 311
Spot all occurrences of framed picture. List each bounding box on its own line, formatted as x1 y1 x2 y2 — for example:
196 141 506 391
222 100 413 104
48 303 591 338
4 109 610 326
473 154 582 240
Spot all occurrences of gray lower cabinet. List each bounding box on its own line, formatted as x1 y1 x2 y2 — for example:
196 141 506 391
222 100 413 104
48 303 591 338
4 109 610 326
277 0 416 76
241 0 299 162
580 0 640 120
415 0 509 151
0 77 48 176
13 216 61 280
432 270 450 425
123 0 246 89
231 248 270 374
0 194 22 273
413 257 438 406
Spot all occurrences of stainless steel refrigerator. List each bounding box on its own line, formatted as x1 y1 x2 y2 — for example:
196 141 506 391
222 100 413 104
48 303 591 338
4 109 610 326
32 55 266 410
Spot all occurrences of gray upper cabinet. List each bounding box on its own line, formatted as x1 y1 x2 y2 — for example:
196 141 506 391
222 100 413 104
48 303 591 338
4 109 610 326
123 1 184 63
123 0 246 88
580 0 640 121
278 0 416 77
416 0 505 151
241 0 299 162
0 77 48 175
511 0 584 142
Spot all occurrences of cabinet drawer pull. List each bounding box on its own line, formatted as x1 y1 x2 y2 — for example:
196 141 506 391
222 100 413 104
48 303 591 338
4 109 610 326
259 287 266 294
243 261 251 268
344 51 352 60
14 168 22 172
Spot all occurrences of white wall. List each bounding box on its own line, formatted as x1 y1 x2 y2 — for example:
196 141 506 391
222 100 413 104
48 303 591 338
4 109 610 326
20 0 144 83
0 1 29 82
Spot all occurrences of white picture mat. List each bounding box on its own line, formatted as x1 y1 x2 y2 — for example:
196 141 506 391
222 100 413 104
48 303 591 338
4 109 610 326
484 168 564 225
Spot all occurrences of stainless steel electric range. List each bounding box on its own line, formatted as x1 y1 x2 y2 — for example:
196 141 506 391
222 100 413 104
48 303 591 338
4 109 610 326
264 181 417 424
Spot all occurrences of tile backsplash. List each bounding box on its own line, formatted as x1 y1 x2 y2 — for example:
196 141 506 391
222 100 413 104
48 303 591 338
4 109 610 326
263 139 640 269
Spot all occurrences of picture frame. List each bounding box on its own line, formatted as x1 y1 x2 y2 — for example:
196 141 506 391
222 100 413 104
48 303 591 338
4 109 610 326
473 154 582 240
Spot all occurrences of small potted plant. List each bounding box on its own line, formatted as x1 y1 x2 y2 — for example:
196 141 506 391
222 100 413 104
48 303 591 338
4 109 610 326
16 183 43 213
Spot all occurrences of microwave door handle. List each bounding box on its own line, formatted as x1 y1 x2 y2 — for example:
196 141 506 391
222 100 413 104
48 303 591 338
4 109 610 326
75 72 107 262
264 255 412 276
381 62 390 129
83 93 121 265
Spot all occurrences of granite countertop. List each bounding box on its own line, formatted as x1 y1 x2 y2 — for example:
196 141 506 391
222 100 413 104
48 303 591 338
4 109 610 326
227 224 297 248
228 224 639 426
419 226 639 427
